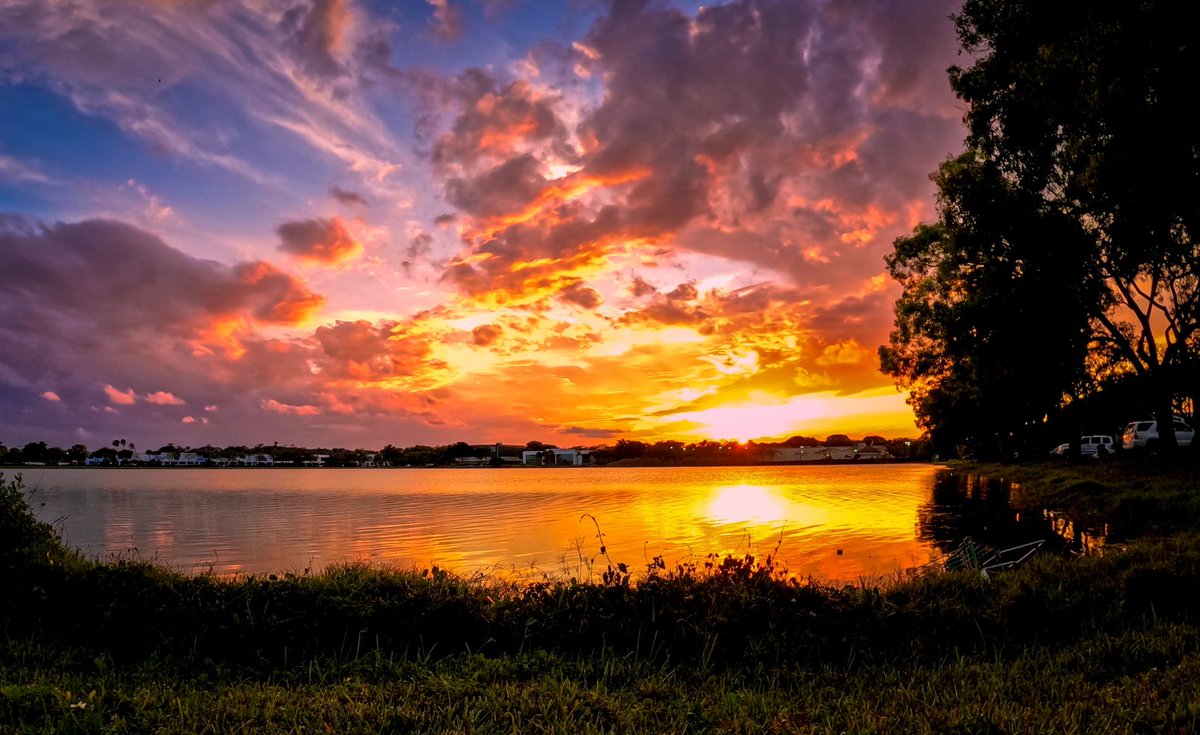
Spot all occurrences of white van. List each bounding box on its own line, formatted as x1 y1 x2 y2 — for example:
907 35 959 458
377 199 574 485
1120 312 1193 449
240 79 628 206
1050 435 1114 457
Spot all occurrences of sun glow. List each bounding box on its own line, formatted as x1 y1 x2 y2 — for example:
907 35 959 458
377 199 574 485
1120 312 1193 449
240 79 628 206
659 389 919 442
706 485 790 525
666 397 834 442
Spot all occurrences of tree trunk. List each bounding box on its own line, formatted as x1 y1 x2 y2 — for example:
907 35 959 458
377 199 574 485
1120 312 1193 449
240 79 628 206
1153 385 1178 450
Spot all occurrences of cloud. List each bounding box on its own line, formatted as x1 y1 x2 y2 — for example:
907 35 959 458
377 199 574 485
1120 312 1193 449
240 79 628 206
557 425 621 439
433 76 565 169
331 187 370 207
0 1 962 448
620 299 708 328
426 0 961 321
40 390 61 402
480 0 518 22
0 218 322 337
261 398 322 416
0 216 329 442
181 415 196 424
231 261 326 323
444 154 549 220
629 277 658 299
471 324 502 346
276 216 364 266
666 282 698 301
144 390 186 406
314 320 434 381
558 282 602 310
815 339 870 366
0 0 404 184
0 155 53 184
104 385 136 405
282 0 354 79
426 0 464 41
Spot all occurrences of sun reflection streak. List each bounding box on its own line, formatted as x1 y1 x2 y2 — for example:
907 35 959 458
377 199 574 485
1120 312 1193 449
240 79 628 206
703 485 827 529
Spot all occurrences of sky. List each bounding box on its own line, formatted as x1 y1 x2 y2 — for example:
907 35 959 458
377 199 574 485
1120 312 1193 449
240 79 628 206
0 0 968 450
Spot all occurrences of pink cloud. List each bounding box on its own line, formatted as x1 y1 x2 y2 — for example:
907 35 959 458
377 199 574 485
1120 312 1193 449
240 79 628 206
260 398 322 416
426 0 463 41
145 390 185 406
40 390 61 402
181 416 196 424
428 0 962 333
104 384 136 405
283 0 355 79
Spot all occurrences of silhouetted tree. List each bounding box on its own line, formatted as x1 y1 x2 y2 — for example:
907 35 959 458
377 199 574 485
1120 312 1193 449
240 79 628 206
881 155 1097 457
949 0 1200 444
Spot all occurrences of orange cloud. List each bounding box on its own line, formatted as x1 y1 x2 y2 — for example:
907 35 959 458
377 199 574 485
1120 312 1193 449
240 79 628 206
815 339 870 366
434 77 562 167
276 216 364 266
233 261 325 324
471 324 502 346
104 384 136 405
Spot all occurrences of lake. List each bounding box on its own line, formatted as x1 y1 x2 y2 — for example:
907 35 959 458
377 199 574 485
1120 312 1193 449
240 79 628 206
15 464 1083 583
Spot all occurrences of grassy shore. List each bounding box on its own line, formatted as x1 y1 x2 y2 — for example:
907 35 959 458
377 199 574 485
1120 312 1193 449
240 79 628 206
957 455 1200 541
3 465 1200 733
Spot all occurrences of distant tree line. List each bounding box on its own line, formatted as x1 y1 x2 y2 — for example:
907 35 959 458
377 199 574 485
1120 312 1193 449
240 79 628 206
0 434 931 467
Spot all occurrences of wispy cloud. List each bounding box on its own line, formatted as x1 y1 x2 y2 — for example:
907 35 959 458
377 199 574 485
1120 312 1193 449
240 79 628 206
0 0 404 188
0 155 54 184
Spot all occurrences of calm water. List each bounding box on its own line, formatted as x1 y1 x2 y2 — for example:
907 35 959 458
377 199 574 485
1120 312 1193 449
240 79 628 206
18 465 1083 582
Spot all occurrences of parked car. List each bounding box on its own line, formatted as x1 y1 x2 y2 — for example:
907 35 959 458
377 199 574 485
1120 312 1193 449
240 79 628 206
1050 435 1115 457
1121 419 1195 449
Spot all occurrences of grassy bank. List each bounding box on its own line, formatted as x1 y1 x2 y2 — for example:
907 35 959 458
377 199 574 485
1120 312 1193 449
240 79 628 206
3 468 1200 733
956 456 1200 541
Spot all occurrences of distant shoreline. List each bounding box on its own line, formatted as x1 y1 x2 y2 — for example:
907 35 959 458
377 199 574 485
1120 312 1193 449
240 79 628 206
1 458 934 470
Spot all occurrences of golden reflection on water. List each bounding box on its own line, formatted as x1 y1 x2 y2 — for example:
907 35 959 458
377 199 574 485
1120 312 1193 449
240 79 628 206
30 465 960 583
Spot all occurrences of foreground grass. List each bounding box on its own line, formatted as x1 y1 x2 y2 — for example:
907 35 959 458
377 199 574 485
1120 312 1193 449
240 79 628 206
5 626 1200 734
3 465 1200 733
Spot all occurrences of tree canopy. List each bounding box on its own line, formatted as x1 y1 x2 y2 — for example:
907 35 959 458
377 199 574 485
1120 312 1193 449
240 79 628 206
883 0 1199 455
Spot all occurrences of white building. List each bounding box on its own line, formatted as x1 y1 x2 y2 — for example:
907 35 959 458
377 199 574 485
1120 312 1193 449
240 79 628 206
238 454 274 466
769 445 881 462
521 448 593 466
137 451 204 465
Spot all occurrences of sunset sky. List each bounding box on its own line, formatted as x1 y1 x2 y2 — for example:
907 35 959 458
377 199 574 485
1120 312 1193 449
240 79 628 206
0 0 967 450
